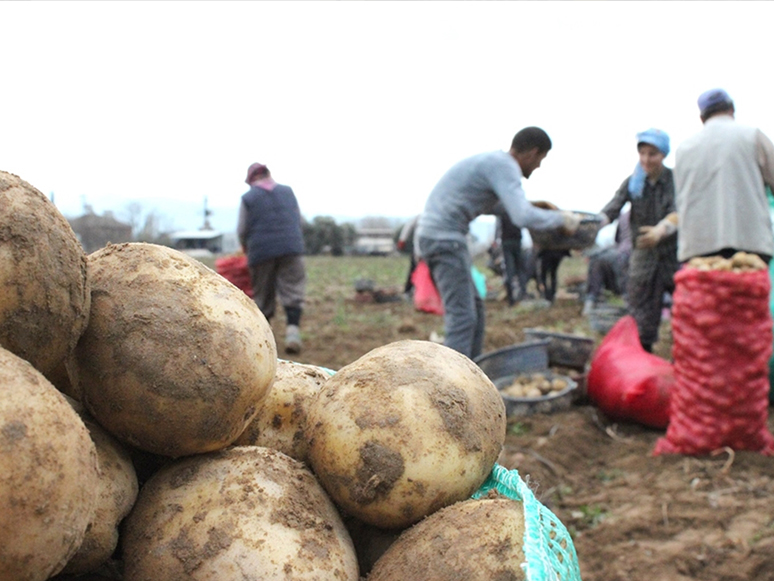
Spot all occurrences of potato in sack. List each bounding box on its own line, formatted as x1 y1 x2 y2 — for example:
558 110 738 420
234 359 330 463
122 446 359 581
367 496 527 581
70 242 277 457
0 346 99 581
306 340 506 529
0 170 90 385
60 405 139 576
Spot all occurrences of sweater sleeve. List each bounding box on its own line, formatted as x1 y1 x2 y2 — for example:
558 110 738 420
486 157 565 231
600 178 630 222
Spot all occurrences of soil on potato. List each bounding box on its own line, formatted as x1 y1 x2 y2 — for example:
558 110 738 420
268 255 774 581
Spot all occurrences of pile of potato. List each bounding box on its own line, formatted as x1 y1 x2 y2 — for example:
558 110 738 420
502 372 570 399
686 251 767 272
0 170 533 580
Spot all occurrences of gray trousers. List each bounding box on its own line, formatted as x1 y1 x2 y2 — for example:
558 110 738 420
418 237 485 360
628 248 674 348
502 238 528 302
248 254 306 322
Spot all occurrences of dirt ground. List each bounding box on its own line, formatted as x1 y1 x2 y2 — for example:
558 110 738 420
277 258 774 581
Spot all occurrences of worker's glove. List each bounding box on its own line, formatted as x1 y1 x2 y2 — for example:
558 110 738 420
560 211 582 236
636 219 676 249
597 213 611 227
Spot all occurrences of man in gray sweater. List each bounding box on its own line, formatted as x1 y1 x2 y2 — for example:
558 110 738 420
416 127 579 359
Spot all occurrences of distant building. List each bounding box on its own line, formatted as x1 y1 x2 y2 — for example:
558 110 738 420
353 227 395 256
167 196 230 258
169 229 224 258
68 209 133 253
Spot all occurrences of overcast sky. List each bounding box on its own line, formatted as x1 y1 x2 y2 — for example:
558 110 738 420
3 1 773 235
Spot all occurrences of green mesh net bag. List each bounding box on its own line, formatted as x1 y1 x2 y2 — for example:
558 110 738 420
472 463 582 581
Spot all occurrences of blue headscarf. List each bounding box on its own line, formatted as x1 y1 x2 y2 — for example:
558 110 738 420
628 128 670 198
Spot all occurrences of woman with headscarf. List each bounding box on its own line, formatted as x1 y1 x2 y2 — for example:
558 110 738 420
597 129 679 352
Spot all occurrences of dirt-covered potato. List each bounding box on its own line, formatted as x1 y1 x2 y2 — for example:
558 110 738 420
122 446 359 581
687 251 767 272
234 360 330 462
306 340 506 530
0 170 90 384
501 372 569 398
70 242 277 457
61 410 139 576
0 346 99 581
367 497 526 581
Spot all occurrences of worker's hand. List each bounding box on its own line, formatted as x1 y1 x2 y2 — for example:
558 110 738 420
597 213 611 227
532 200 559 210
560 211 582 236
636 224 667 249
397 240 406 251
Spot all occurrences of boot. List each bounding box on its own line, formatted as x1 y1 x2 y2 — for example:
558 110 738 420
285 325 302 355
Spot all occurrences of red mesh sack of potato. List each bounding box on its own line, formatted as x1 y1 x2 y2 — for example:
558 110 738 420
215 254 253 298
654 265 774 456
586 315 673 428
411 260 444 315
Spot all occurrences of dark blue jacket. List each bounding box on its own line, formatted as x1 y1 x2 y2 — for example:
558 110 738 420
240 185 304 265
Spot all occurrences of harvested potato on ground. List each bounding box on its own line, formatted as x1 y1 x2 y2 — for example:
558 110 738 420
122 446 359 581
501 373 569 399
0 346 99 581
306 340 506 530
0 170 90 384
70 242 277 457
368 496 526 581
61 411 139 576
234 360 329 463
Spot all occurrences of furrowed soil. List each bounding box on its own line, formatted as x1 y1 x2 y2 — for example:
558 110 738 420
274 254 774 581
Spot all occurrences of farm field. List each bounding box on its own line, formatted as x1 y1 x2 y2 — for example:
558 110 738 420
259 253 774 581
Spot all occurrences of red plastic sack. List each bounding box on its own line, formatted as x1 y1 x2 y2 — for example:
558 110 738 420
215 254 253 298
654 267 774 456
411 260 444 315
586 315 673 429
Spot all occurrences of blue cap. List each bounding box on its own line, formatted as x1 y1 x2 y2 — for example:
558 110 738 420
636 128 670 156
697 88 733 114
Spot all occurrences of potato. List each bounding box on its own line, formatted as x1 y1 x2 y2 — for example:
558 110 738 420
688 252 767 272
70 242 277 457
61 409 139 575
0 346 99 581
234 360 329 463
367 496 526 581
122 446 359 581
306 340 506 529
0 170 90 383
502 373 570 399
